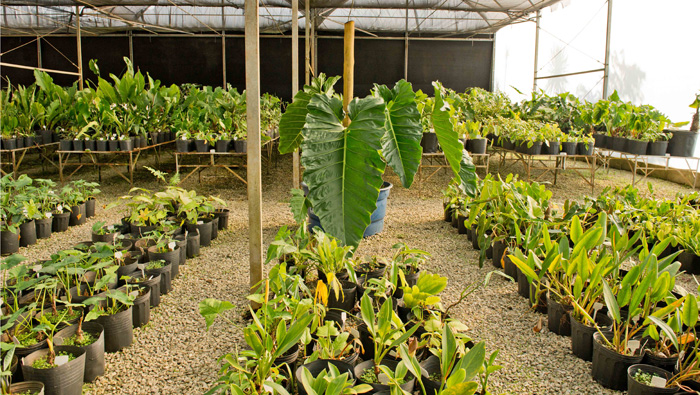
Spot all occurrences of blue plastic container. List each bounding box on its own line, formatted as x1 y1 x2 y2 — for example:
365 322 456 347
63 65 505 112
303 182 393 238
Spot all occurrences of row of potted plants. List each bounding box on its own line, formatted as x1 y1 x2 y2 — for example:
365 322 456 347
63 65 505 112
443 175 700 393
0 181 232 394
202 215 502 394
0 175 101 255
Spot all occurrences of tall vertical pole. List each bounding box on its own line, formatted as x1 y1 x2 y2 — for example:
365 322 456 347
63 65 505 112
245 0 263 296
291 0 300 189
403 2 409 80
310 11 316 77
343 21 355 127
532 10 540 92
76 5 83 89
37 36 42 68
602 0 613 99
222 5 227 86
128 30 134 63
305 0 310 85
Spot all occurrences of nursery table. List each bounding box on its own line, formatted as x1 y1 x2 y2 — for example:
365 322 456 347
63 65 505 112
417 152 490 196
172 138 278 185
0 142 60 178
491 147 596 192
596 148 700 188
57 140 173 186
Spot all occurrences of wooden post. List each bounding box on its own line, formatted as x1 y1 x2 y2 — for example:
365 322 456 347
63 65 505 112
304 0 310 85
76 5 83 89
245 0 263 297
342 21 355 126
222 5 227 86
292 0 300 189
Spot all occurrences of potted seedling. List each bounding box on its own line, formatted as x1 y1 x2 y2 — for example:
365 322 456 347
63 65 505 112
91 221 118 244
310 232 357 312
86 290 135 353
53 314 105 382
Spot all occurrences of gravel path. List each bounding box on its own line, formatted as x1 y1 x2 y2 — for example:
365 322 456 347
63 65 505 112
9 153 697 394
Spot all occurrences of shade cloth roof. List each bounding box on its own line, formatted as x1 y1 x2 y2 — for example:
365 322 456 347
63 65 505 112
2 0 565 36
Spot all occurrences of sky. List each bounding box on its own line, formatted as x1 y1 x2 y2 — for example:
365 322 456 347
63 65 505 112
494 0 700 126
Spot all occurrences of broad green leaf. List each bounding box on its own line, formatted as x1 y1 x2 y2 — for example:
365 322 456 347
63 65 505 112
375 80 423 188
279 90 313 153
455 341 485 381
198 298 235 330
300 94 387 247
648 315 679 352
440 382 478 395
290 188 309 224
682 296 698 328
603 282 620 323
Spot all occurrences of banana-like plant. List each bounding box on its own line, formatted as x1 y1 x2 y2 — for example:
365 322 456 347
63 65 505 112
279 76 476 247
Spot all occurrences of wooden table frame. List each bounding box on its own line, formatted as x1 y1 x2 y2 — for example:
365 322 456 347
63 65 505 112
0 142 60 178
57 140 173 186
417 152 490 195
596 148 700 188
491 147 596 192
173 138 278 185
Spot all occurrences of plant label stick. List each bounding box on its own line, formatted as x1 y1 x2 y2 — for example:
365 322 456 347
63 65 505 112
54 355 69 366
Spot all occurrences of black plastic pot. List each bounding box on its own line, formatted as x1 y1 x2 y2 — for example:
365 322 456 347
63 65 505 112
186 220 213 247
234 139 247 153
570 314 612 362
561 142 577 155
421 132 438 153
118 139 133 152
642 343 678 373
592 331 644 390
627 364 678 395
274 343 299 367
1 138 17 150
24 136 35 146
443 202 454 222
503 139 516 150
647 141 668 156
176 139 191 152
72 140 84 152
85 198 96 218
420 355 443 395
626 139 648 156
515 267 528 297
503 253 518 280
52 212 69 232
677 251 700 275
20 219 37 247
593 133 607 149
327 280 358 312
173 235 187 266
146 263 172 295
22 345 86 395
354 359 415 393
147 245 180 278
215 139 231 152
210 216 219 240
577 141 595 156
84 139 96 151
491 240 506 270
666 130 698 157
54 322 105 382
95 306 133 353
131 224 156 238
41 130 53 145
96 140 108 152
450 211 459 228
9 381 44 395
1 229 20 255
541 140 560 155
59 140 72 151
186 230 200 259
468 138 488 154
215 209 230 230
68 203 86 226
470 225 479 250
457 213 468 234
92 230 117 243
131 285 151 328
610 136 625 152
16 138 24 149
547 296 573 336
295 359 355 395
516 141 542 155
35 217 53 239
126 271 161 308
108 140 119 151
194 140 210 152
356 262 387 281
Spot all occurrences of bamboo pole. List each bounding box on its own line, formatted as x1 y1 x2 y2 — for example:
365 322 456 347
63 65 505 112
342 21 355 127
244 0 263 298
292 0 300 189
76 5 83 89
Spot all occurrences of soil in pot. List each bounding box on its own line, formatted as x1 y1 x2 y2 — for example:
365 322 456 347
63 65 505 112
9 381 45 395
35 217 53 239
547 295 573 336
1 229 20 255
95 307 133 353
20 220 37 247
516 141 542 155
54 322 105 382
592 331 644 390
21 345 86 395
542 141 560 155
642 344 679 373
354 359 415 394
627 364 678 395
355 261 387 281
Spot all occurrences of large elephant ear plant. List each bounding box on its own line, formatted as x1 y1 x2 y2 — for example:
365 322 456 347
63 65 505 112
279 75 477 247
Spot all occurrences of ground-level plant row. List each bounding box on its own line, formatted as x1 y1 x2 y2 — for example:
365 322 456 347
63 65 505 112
443 175 700 394
1 177 230 395
1 175 101 256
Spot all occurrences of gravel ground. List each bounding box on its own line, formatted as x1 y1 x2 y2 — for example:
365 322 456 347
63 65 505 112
9 151 698 395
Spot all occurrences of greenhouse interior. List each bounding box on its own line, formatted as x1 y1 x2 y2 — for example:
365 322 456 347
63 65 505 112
1 0 700 394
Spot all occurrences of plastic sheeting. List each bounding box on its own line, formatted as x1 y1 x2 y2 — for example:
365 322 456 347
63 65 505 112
2 0 563 35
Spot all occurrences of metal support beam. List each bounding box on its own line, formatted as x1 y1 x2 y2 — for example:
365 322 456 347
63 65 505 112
244 0 263 297
532 10 540 92
76 5 83 89
304 0 310 85
536 68 605 80
128 30 134 62
490 33 496 91
602 0 613 99
404 1 409 80
291 0 300 189
0 62 81 76
222 5 226 86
